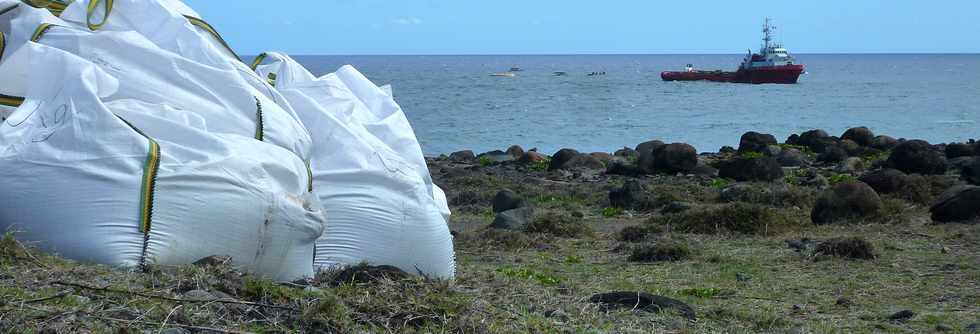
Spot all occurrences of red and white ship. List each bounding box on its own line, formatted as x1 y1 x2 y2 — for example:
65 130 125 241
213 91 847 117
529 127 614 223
662 18 806 84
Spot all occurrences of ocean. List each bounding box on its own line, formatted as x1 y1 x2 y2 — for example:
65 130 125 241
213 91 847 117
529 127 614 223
290 54 980 156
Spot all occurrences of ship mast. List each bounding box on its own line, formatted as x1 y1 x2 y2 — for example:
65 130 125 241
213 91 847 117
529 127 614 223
762 17 773 52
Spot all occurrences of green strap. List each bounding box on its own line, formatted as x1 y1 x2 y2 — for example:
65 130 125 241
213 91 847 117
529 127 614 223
184 15 242 62
85 0 113 30
21 0 67 10
30 23 56 42
113 115 161 235
249 52 268 71
0 94 24 107
0 32 6 64
253 97 264 141
305 160 314 192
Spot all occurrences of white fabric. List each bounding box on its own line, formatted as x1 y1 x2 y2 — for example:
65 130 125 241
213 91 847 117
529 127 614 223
0 42 324 280
0 0 454 280
254 53 455 279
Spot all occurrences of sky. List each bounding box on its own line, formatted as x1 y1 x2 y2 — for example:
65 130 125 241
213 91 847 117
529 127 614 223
184 0 980 55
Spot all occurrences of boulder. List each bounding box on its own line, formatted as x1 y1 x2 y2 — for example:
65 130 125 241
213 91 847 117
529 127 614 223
718 156 784 182
492 189 527 213
606 160 642 176
518 151 548 164
871 135 899 151
506 145 525 158
962 158 980 185
651 143 698 174
859 168 908 194
589 152 614 163
563 154 605 170
609 180 652 211
841 127 875 147
614 147 638 159
887 140 947 175
945 143 975 159
811 181 883 224
548 148 581 170
817 146 849 164
719 146 736 154
838 139 863 156
776 148 805 167
491 207 534 230
661 202 691 214
449 150 476 162
798 129 835 153
930 185 980 223
589 292 696 320
737 131 778 155
692 163 719 177
785 134 801 146
634 140 666 157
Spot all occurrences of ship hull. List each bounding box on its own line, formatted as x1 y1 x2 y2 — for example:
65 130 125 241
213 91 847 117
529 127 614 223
661 64 805 84
733 64 805 84
660 71 736 82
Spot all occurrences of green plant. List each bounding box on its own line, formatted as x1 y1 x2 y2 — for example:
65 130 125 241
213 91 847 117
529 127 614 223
601 207 624 218
528 158 550 172
740 151 766 159
477 156 493 166
709 178 731 189
828 173 856 185
526 212 592 237
495 267 561 286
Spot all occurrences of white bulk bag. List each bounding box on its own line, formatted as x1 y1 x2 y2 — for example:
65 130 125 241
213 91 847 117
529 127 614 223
0 42 324 281
253 52 455 279
5 4 312 162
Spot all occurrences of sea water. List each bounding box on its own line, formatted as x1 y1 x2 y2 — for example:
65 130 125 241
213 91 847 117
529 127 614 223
291 54 980 155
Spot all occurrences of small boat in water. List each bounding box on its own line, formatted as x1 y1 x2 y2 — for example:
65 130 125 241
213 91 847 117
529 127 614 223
661 18 805 84
553 71 567 76
510 67 523 72
490 72 516 77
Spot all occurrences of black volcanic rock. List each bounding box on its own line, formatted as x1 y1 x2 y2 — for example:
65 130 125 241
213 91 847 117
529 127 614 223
549 148 581 170
737 131 778 155
841 127 875 147
887 140 947 175
718 156 784 182
811 181 883 224
930 185 980 223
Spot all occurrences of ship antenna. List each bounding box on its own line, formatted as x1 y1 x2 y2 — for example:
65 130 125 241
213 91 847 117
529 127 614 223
762 17 772 51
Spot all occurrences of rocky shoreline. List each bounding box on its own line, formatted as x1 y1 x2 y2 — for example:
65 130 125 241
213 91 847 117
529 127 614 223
431 127 980 227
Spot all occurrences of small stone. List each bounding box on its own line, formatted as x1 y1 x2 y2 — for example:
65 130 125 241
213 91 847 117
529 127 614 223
193 255 232 267
836 297 853 307
941 246 951 254
735 272 752 282
887 310 916 322
543 309 570 322
935 324 953 332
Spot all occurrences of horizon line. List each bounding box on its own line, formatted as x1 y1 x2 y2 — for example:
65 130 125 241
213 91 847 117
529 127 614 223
263 52 980 57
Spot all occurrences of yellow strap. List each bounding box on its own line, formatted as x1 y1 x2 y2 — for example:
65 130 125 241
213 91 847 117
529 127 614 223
30 23 56 42
85 0 113 30
22 0 67 10
0 94 24 107
113 115 161 235
184 15 242 62
0 32 6 64
249 52 268 71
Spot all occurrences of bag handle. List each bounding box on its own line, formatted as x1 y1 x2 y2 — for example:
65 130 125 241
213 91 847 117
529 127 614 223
85 0 113 30
184 15 241 62
30 22 58 42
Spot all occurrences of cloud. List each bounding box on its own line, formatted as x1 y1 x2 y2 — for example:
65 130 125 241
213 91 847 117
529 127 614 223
391 17 424 25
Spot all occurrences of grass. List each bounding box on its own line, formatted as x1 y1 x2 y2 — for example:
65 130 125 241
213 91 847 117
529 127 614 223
527 157 551 172
829 173 857 184
526 211 594 237
3 161 980 333
629 240 692 262
649 202 807 236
